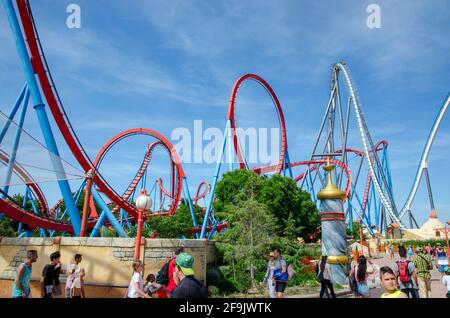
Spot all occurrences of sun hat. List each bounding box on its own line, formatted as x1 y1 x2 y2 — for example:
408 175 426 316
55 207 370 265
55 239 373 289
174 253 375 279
444 266 450 274
176 253 195 276
269 252 274 257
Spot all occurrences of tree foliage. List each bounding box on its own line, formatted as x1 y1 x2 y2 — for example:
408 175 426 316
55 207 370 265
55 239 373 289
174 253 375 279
214 170 320 241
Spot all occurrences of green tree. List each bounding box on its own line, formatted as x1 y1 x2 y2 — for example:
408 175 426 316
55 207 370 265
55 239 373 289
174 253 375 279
0 218 17 237
214 170 320 241
218 174 276 289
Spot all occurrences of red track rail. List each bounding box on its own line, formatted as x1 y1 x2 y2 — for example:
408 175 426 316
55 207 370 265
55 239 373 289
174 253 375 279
228 74 288 175
17 0 138 219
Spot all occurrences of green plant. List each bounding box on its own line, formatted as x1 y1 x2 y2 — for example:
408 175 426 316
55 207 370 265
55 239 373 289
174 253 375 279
0 218 17 237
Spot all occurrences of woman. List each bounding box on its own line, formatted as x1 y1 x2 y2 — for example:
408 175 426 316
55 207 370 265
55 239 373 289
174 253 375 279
349 255 374 298
125 260 150 298
263 252 276 298
318 256 336 298
407 245 414 260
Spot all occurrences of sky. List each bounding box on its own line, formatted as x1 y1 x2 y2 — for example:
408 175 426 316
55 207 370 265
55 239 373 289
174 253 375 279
0 0 449 227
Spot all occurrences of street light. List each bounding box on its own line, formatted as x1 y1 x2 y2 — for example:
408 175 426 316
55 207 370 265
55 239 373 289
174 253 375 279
134 189 152 260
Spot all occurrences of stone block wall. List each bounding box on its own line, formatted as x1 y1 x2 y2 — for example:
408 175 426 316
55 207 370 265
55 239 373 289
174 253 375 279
0 237 216 298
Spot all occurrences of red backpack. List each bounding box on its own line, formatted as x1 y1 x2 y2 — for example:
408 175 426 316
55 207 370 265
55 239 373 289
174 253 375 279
396 260 411 284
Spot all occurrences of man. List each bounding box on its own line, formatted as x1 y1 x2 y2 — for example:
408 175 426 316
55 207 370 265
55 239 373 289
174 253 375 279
398 243 406 258
412 247 433 298
41 251 64 298
379 266 408 298
166 246 185 296
272 248 288 298
12 250 38 298
65 254 83 298
171 253 208 298
393 248 419 298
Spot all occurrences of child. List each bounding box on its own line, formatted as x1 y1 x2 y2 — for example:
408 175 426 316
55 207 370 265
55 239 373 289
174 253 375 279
143 274 163 297
379 266 407 298
70 268 85 298
442 266 450 298
65 268 77 298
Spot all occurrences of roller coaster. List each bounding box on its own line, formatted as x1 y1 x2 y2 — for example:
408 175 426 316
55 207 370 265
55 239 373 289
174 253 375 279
0 0 448 240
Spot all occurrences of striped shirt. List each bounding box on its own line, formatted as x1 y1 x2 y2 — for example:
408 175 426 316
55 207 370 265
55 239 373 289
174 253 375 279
412 254 432 279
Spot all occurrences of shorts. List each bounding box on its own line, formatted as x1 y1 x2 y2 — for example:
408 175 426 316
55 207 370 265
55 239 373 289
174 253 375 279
43 285 54 298
438 265 447 273
356 282 369 296
275 282 287 293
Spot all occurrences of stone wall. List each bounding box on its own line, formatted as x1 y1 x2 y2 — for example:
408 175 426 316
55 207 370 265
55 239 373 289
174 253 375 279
0 237 216 298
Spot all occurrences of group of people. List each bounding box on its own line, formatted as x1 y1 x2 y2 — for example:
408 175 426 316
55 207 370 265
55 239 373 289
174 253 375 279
351 243 449 298
12 245 209 299
263 248 290 298
125 246 208 298
11 250 85 298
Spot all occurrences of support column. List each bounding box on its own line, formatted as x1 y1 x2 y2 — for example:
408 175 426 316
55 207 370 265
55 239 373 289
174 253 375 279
2 0 81 235
317 159 348 285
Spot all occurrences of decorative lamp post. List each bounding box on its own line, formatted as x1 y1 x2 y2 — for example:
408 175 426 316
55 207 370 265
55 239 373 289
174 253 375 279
317 158 348 285
80 169 95 237
134 189 152 260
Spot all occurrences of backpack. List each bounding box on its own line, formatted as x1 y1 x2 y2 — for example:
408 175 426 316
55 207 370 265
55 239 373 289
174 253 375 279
156 262 170 285
317 271 324 282
396 260 411 284
273 268 289 282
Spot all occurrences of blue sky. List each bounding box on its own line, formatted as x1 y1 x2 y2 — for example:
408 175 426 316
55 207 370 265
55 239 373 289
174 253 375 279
0 0 449 227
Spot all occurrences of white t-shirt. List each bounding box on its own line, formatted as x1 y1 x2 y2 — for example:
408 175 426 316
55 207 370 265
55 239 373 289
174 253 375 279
442 275 450 292
127 272 143 298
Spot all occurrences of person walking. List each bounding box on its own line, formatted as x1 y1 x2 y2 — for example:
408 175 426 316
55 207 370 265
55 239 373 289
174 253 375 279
70 268 85 298
412 247 433 298
12 250 38 298
349 255 374 298
318 256 336 298
125 260 150 298
442 266 450 298
171 253 208 298
389 244 395 260
436 243 448 277
65 254 82 298
393 247 419 298
263 252 276 298
41 251 64 298
272 248 288 298
398 243 406 258
379 266 408 298
407 245 414 260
